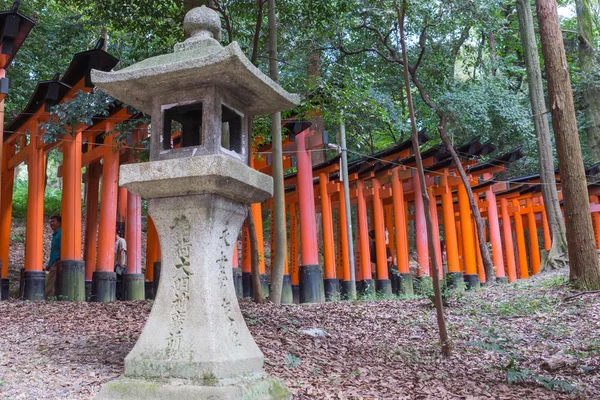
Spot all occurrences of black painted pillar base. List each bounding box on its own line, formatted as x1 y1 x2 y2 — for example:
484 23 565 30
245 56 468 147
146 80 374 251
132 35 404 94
464 274 481 290
153 262 161 298
496 276 508 284
398 273 414 295
144 281 154 300
1 278 9 300
324 279 340 301
446 272 464 289
242 272 253 298
56 260 85 302
355 280 364 294
124 274 145 300
23 271 45 301
390 273 400 295
376 279 393 297
232 268 243 298
259 274 270 298
91 271 116 302
340 280 355 300
281 274 294 304
85 280 92 302
292 285 300 304
299 264 324 303
361 279 375 296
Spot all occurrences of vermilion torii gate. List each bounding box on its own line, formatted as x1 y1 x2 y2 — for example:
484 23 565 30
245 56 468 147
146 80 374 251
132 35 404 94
0 3 597 304
0 40 154 302
240 122 599 304
0 2 35 300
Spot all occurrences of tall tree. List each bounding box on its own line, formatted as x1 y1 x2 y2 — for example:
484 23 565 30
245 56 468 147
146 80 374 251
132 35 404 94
398 0 449 356
267 0 285 304
515 0 568 268
575 0 600 162
535 0 600 290
336 1 497 283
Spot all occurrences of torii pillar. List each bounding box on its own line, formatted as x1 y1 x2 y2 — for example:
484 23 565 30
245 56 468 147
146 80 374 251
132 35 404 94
484 174 507 283
92 123 119 302
56 130 85 301
440 174 461 287
23 126 46 300
296 130 323 303
392 168 412 294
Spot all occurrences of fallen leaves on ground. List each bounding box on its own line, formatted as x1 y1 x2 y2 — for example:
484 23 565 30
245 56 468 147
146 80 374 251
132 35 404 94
0 270 598 399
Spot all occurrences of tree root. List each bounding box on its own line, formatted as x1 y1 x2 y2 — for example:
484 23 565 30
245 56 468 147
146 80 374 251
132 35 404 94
540 239 568 272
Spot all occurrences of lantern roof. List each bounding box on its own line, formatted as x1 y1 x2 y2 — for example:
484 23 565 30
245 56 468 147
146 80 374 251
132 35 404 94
91 6 300 115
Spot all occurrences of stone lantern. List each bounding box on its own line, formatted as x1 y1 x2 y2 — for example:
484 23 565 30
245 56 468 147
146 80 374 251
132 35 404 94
91 6 299 399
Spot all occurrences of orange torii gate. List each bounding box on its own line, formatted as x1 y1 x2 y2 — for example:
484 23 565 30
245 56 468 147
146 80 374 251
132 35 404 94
0 2 35 300
1 42 153 302
238 120 538 303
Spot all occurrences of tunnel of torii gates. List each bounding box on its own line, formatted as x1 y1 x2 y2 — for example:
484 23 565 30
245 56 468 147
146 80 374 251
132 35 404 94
0 43 599 302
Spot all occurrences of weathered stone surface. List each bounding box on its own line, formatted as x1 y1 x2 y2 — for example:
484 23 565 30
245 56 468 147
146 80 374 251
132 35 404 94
97 375 291 400
119 195 263 382
119 154 273 205
92 5 294 399
91 8 299 116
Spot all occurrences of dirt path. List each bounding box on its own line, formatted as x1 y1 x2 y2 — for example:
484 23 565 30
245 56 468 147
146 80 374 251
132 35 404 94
0 271 598 399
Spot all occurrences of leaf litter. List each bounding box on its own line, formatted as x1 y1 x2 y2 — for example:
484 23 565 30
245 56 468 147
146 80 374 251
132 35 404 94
0 270 597 399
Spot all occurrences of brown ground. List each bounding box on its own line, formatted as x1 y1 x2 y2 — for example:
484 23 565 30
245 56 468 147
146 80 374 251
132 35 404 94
0 270 598 399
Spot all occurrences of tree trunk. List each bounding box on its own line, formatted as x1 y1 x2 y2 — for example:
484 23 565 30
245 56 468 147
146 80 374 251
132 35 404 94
389 4 495 283
307 49 326 255
489 30 497 76
406 61 496 283
268 0 285 304
398 0 449 357
576 0 600 162
535 0 600 290
516 0 568 270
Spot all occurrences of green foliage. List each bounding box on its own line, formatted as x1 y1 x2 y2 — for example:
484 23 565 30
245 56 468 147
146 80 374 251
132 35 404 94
12 178 62 219
40 90 115 143
284 354 301 369
506 362 575 393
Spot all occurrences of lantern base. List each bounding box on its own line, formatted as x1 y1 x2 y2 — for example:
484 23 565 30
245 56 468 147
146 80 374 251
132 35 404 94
96 375 291 400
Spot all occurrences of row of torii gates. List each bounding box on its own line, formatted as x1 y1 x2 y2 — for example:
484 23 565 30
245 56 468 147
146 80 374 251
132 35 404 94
0 21 599 303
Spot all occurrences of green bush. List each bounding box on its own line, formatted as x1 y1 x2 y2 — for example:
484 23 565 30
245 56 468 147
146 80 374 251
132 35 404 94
12 178 63 219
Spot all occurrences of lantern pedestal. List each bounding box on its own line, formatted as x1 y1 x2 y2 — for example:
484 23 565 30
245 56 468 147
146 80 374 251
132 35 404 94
97 156 289 400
